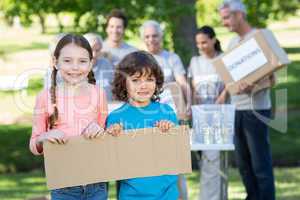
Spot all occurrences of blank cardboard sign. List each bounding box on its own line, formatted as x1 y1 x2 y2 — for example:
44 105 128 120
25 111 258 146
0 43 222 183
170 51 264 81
43 126 191 190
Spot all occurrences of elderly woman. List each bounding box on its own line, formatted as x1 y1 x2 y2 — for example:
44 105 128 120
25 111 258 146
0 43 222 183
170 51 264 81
83 33 115 102
140 20 191 200
43 33 66 89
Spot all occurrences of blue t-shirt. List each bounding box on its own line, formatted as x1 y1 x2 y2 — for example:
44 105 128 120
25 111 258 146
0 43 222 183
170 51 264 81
106 101 179 200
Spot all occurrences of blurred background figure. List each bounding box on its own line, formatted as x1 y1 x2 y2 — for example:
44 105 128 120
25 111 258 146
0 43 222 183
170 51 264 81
219 1 276 199
139 20 192 117
188 25 227 200
43 33 66 88
102 9 137 66
84 33 114 102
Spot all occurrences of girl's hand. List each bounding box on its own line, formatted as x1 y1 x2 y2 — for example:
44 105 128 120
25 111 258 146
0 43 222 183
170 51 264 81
106 123 123 137
82 121 105 139
155 120 174 133
36 129 66 145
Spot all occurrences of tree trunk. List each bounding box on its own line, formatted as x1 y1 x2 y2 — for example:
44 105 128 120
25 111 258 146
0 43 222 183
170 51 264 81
38 14 46 34
170 0 197 67
55 13 64 33
73 14 82 32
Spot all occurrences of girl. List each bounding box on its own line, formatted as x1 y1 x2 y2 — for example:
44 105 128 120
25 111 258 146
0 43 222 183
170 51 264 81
30 34 108 200
188 25 227 200
106 51 179 200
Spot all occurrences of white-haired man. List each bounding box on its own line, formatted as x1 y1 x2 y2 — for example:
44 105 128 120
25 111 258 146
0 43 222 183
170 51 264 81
140 20 192 116
219 1 276 200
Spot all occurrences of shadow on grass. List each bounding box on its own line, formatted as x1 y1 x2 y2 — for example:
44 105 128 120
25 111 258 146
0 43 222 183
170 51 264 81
284 47 300 55
0 42 48 55
272 60 300 109
0 170 48 199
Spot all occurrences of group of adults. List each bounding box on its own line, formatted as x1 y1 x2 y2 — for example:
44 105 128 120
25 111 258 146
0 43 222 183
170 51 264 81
45 0 276 200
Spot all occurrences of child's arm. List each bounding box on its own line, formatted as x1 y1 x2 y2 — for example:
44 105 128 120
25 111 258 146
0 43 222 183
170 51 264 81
30 91 65 155
80 87 107 139
105 109 123 137
30 91 48 155
97 87 108 128
154 104 178 133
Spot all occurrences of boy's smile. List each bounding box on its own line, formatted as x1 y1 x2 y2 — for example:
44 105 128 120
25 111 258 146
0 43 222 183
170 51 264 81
126 70 156 107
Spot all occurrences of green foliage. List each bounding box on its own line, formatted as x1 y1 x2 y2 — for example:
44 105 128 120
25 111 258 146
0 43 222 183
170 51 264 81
196 0 222 26
27 78 44 95
245 0 299 27
0 0 298 63
196 0 300 27
0 125 43 174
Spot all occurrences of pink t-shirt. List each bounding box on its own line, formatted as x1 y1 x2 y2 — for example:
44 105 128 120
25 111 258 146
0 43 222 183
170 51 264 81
30 85 108 155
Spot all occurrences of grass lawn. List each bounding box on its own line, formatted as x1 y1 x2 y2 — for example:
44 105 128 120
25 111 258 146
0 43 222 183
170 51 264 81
0 168 299 200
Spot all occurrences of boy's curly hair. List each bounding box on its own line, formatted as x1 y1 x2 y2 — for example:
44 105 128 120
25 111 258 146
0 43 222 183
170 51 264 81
112 50 164 102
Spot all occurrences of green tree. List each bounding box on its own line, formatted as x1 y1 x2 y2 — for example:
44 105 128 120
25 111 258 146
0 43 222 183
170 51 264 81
0 0 51 33
195 0 300 28
0 0 298 63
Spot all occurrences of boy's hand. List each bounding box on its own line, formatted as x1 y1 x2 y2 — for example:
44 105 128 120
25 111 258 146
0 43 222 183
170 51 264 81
37 129 66 145
82 121 105 139
155 120 174 133
106 123 123 137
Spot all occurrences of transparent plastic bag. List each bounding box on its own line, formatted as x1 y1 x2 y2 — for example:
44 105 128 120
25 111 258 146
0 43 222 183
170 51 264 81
191 104 235 145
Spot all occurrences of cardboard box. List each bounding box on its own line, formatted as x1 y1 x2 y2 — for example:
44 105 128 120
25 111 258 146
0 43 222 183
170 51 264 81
212 29 290 95
43 126 191 190
160 82 188 120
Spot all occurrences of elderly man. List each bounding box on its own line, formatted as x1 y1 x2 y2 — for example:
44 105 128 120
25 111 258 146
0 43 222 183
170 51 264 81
219 1 276 200
102 9 137 66
140 20 192 200
140 20 192 117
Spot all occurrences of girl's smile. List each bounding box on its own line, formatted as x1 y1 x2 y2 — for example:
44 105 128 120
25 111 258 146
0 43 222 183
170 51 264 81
55 43 92 85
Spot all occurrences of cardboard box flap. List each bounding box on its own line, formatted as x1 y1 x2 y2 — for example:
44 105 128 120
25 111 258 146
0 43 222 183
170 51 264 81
44 126 191 190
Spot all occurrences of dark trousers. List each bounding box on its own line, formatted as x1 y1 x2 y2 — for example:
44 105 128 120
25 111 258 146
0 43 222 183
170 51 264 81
234 110 275 200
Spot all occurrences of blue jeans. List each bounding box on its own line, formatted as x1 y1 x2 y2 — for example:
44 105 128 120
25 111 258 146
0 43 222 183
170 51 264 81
51 182 107 200
234 110 275 200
